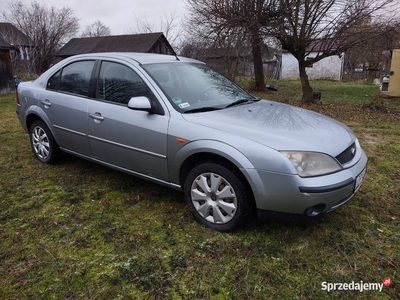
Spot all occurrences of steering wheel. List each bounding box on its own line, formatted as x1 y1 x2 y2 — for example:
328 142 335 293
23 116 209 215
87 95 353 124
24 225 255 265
196 88 214 102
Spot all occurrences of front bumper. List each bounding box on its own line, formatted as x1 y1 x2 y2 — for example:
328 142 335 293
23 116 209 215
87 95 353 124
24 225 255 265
248 148 368 220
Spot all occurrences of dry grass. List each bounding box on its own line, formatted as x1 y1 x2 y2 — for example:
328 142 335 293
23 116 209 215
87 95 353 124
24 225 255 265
1 81 399 299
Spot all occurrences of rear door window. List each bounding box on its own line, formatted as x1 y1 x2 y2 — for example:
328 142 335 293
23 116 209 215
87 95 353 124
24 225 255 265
57 61 95 97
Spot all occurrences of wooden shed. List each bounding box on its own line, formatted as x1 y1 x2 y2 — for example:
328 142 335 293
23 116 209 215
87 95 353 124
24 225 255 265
0 22 35 75
55 33 175 58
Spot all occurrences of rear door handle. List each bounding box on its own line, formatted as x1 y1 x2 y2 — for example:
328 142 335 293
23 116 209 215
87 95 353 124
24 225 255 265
41 99 51 107
89 112 104 123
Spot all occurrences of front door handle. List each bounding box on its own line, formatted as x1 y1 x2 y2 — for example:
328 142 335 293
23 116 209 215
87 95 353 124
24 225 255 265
89 112 104 123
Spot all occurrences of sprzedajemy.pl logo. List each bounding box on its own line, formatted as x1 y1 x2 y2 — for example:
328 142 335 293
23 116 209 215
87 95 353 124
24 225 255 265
321 277 392 293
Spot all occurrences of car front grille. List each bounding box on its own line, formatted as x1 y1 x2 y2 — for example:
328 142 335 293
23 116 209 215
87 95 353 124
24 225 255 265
336 142 356 165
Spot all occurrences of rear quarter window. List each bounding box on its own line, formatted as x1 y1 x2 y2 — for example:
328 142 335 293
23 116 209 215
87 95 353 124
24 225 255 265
47 70 60 90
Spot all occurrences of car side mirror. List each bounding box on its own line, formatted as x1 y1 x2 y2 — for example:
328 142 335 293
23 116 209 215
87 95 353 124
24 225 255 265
127 96 153 112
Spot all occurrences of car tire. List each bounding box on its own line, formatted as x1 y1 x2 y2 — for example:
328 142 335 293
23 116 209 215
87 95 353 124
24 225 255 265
184 163 251 232
29 120 60 164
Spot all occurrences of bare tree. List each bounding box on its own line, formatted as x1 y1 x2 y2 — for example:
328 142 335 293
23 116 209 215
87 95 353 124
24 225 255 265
2 0 79 73
270 0 397 102
131 11 181 48
185 0 280 91
81 21 111 37
344 24 400 78
181 28 254 78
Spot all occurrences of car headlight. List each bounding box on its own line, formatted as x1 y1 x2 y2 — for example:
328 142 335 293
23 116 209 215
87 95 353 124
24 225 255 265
280 151 342 177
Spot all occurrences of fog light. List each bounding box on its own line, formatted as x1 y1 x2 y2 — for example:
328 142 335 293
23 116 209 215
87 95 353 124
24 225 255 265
304 204 326 217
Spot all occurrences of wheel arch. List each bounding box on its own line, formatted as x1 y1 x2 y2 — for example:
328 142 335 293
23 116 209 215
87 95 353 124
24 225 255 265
26 113 44 132
25 108 59 145
179 152 242 186
172 140 259 209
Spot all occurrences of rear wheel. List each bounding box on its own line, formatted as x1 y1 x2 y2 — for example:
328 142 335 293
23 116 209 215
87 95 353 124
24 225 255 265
29 120 60 164
184 163 251 231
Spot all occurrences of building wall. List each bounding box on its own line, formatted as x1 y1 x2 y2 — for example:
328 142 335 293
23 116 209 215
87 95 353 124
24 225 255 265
150 40 172 55
10 45 36 75
281 52 343 81
388 49 400 97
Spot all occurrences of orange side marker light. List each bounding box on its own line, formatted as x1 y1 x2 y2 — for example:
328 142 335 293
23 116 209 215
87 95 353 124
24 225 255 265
176 138 186 144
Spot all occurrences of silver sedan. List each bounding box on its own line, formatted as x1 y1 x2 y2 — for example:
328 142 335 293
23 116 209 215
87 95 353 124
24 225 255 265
16 53 367 231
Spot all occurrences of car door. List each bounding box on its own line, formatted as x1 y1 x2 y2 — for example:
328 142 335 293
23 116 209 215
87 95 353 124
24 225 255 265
40 60 95 156
87 60 169 182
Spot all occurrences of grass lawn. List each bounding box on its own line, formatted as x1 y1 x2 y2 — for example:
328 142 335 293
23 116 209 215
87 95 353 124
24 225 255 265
1 81 399 299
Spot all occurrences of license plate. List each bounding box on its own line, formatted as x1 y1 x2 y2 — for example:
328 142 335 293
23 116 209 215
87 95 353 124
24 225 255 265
355 167 366 191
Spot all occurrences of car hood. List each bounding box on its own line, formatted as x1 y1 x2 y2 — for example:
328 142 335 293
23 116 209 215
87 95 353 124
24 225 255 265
182 100 355 156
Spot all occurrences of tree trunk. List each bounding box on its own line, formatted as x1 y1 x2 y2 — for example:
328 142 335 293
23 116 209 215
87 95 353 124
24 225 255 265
250 31 265 91
298 59 314 103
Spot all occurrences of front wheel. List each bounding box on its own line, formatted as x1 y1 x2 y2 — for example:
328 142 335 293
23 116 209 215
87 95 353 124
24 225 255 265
184 163 251 232
29 120 60 164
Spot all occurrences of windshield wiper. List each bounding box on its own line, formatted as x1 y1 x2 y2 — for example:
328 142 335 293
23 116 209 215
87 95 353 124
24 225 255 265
225 99 258 108
183 106 223 114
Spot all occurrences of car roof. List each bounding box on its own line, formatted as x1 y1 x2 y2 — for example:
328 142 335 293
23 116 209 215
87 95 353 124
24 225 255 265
66 52 202 65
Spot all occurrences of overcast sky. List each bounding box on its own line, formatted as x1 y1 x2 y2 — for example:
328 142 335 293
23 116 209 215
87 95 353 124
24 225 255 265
1 0 189 36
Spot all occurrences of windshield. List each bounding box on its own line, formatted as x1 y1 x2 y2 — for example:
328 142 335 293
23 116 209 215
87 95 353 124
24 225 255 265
142 62 255 112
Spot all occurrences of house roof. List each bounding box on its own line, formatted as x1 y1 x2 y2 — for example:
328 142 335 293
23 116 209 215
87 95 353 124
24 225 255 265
0 22 33 46
204 49 276 62
55 33 175 57
281 39 339 54
306 39 338 53
0 38 15 50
